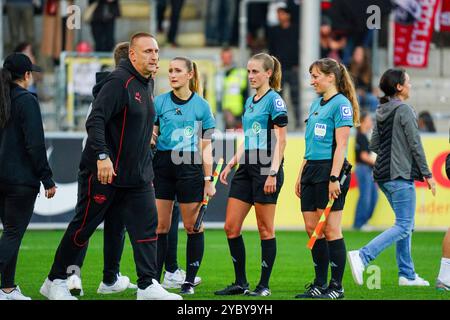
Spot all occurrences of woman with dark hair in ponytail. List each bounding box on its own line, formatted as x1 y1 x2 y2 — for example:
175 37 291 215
348 68 436 288
215 53 288 297
152 57 215 295
0 53 56 300
294 58 359 299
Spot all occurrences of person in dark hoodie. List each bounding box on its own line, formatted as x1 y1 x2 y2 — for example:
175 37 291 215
65 42 137 297
40 32 181 300
0 53 56 300
348 68 436 287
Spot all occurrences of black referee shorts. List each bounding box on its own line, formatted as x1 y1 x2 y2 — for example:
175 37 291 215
229 163 284 205
300 159 351 212
153 151 204 203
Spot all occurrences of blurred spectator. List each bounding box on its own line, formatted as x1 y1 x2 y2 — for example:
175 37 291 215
328 0 392 65
418 111 436 133
320 15 346 61
267 6 300 128
286 0 300 27
157 0 185 47
349 46 378 112
353 111 378 230
267 1 287 27
5 0 35 50
320 15 333 58
88 0 121 52
205 0 237 47
247 2 269 51
13 42 40 94
216 48 248 129
41 0 75 62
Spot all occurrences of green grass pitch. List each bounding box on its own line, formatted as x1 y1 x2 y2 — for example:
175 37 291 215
14 230 449 300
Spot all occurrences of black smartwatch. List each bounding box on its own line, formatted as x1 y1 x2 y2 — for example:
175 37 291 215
269 170 278 177
330 175 339 183
204 176 214 182
97 153 109 161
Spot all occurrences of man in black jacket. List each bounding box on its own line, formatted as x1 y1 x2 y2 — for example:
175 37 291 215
40 33 182 300
66 42 137 297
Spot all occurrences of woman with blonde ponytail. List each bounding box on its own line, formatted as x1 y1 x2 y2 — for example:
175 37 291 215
152 56 215 295
294 58 357 299
216 53 288 297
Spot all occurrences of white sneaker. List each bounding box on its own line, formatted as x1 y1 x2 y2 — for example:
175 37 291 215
48 279 78 300
67 274 84 296
137 279 183 300
39 278 52 298
348 250 365 285
399 274 430 286
97 274 131 294
0 286 31 300
162 268 202 289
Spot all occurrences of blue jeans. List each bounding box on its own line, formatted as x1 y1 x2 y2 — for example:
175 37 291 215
359 179 416 280
353 164 378 229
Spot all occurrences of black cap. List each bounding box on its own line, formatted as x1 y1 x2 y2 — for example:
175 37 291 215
3 53 42 75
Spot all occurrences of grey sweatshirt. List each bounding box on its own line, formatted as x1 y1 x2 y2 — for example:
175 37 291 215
370 98 432 182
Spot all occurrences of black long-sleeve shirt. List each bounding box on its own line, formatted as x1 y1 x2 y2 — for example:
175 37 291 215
0 83 54 189
267 23 299 70
81 59 156 187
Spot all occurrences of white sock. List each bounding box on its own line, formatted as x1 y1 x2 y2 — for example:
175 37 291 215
437 257 450 285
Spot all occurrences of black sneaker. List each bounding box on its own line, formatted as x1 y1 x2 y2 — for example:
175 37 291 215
214 283 249 295
316 282 344 299
295 282 328 299
180 282 194 295
244 285 271 297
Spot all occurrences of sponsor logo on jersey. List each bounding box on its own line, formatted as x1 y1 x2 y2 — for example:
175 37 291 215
340 104 353 120
275 98 286 111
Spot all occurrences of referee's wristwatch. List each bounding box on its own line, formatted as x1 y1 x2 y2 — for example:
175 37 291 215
329 175 339 183
97 153 109 161
269 170 278 177
204 176 214 182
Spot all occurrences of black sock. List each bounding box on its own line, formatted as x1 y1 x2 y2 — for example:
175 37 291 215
311 238 329 286
227 235 247 285
328 238 346 288
185 232 204 284
165 208 180 273
156 233 168 282
258 238 276 288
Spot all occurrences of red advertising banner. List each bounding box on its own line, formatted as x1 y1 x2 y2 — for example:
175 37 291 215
440 0 450 32
394 0 440 68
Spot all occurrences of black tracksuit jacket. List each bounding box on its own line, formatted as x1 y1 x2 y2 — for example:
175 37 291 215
0 83 54 189
81 59 155 187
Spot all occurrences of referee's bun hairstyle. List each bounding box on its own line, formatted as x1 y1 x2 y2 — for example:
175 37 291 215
250 53 282 91
172 56 203 96
378 68 406 104
309 58 360 127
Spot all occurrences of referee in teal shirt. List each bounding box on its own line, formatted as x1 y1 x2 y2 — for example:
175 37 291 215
216 53 288 297
152 57 215 295
295 58 360 299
